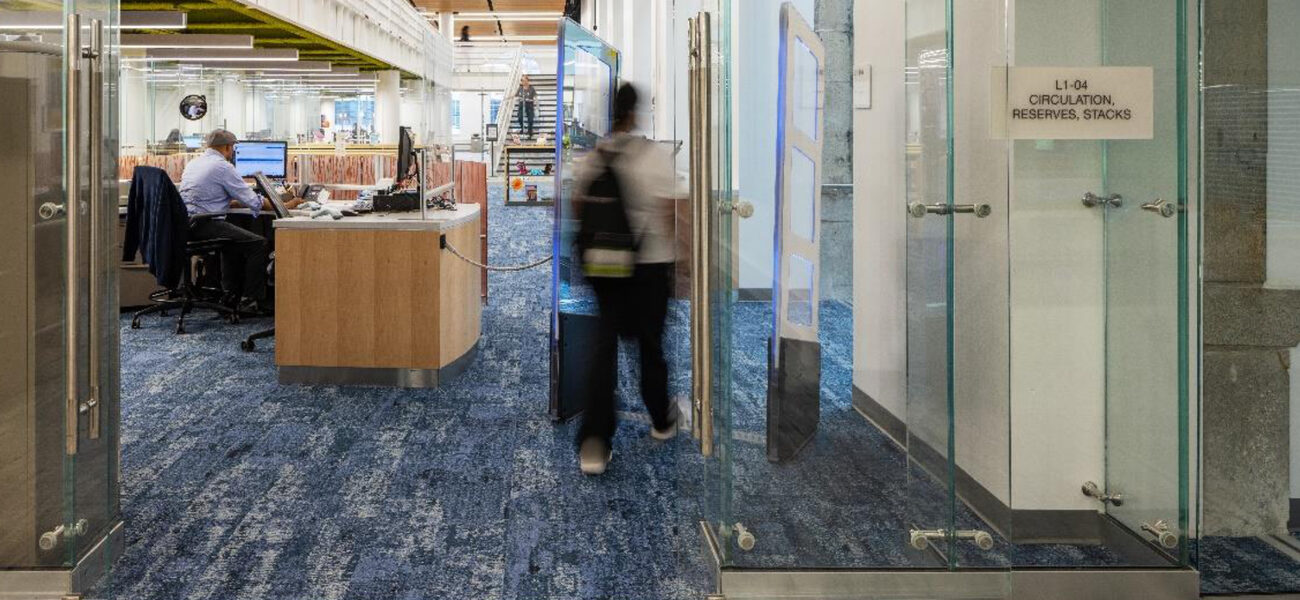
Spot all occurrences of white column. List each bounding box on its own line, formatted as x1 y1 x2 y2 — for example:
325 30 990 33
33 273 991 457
375 70 402 143
247 88 264 133
220 75 245 136
438 12 454 41
119 68 149 151
320 98 336 142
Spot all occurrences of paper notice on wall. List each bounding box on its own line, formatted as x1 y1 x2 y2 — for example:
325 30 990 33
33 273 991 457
990 66 1154 140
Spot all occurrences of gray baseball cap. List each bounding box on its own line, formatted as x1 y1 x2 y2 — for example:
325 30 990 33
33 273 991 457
206 129 238 148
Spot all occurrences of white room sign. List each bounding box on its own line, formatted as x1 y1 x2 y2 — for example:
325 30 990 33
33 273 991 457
990 66 1154 140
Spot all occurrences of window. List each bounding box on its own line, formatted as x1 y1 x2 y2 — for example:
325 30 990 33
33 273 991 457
489 98 502 123
452 99 462 130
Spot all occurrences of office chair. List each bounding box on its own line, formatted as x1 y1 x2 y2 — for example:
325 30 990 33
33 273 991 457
124 167 240 334
130 221 239 334
240 252 275 352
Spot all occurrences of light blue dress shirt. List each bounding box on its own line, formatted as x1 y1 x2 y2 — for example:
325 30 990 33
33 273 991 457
178 148 262 217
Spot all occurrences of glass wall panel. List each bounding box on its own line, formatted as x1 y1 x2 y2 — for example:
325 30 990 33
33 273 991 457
1195 0 1300 594
0 0 121 572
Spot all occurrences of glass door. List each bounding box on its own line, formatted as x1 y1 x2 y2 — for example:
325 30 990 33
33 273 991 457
1001 0 1191 572
1098 0 1191 563
0 0 120 578
691 0 739 556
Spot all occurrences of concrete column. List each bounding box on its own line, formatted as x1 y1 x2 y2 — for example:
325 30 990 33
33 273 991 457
815 0 853 302
1202 0 1300 537
375 70 402 143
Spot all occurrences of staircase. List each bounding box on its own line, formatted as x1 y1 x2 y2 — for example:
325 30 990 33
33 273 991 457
497 73 558 175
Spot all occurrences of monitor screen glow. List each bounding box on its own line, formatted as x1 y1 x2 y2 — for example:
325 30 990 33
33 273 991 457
234 141 288 178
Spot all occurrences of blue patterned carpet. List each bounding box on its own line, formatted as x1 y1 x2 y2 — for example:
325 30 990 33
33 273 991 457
89 182 1292 598
91 186 709 600
1195 536 1300 595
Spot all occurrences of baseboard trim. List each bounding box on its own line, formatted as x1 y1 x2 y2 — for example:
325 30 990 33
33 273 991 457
851 386 1107 545
0 520 123 598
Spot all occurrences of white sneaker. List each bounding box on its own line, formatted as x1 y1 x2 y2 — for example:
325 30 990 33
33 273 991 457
650 415 679 441
579 438 612 475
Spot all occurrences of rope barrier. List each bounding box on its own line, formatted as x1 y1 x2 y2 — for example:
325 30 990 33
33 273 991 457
443 239 553 272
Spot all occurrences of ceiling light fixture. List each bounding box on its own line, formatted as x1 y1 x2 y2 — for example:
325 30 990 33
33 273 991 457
125 48 300 62
196 60 334 72
0 10 186 30
497 35 560 42
118 34 255 49
454 12 563 20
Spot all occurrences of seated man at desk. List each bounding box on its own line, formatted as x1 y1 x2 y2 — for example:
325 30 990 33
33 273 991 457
179 129 290 314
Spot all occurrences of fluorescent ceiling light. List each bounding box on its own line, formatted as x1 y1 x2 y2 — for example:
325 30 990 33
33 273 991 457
196 60 333 72
0 10 186 30
455 12 563 20
498 35 558 42
119 34 254 49
121 11 187 29
126 48 299 62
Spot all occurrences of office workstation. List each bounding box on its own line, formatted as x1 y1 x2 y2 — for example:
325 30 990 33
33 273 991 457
118 95 489 387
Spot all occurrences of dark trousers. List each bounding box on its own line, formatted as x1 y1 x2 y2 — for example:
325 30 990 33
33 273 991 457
518 101 535 138
189 218 268 301
579 262 673 447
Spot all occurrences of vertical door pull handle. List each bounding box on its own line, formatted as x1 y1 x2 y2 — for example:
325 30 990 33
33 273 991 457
86 18 105 440
63 12 82 456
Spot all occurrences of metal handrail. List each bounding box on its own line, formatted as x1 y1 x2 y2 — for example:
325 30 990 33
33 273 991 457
453 42 522 74
490 48 526 172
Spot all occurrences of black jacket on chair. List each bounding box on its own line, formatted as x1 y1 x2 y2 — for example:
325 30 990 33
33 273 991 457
123 166 190 287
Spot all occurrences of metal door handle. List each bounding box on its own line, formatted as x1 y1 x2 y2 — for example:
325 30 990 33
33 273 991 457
908 202 991 218
1141 199 1178 218
39 202 66 220
1082 192 1122 208
86 18 104 440
63 12 82 456
731 199 754 219
688 12 714 458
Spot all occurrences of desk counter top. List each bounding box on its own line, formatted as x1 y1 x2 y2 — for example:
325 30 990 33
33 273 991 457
273 204 480 232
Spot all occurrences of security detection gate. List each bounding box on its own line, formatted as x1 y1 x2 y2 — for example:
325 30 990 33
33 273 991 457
549 18 620 421
767 3 825 463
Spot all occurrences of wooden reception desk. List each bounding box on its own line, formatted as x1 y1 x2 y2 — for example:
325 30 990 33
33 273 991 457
272 205 482 387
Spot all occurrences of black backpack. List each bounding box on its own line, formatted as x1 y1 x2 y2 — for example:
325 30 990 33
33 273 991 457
575 148 637 279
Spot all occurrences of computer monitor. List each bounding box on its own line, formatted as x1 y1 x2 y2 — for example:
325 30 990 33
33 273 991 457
251 172 291 219
234 141 288 179
182 134 204 149
395 126 416 185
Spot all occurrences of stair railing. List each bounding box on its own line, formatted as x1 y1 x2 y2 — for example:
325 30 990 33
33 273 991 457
492 48 526 174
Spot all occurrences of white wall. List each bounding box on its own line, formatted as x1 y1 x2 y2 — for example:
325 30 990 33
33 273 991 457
1267 0 1300 289
852 0 907 421
588 0 667 137
1006 0 1107 512
449 90 503 143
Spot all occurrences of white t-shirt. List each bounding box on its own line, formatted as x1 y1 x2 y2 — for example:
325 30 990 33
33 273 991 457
577 133 676 265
